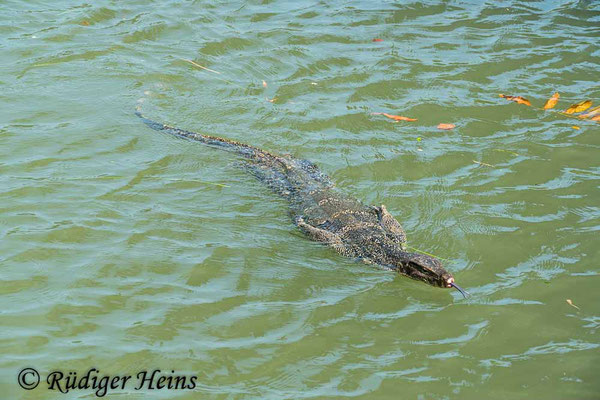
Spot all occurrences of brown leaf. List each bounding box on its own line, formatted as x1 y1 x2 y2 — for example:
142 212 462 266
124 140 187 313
80 20 90 26
543 92 560 110
372 113 417 122
579 105 600 119
499 94 531 106
564 100 592 114
437 123 456 130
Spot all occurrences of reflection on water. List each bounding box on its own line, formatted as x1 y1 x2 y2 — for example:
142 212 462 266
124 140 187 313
1 1 599 398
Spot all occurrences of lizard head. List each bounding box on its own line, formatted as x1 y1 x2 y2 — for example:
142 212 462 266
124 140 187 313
387 250 469 298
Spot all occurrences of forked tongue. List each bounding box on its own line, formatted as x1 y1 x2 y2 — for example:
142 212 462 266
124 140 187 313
450 283 470 299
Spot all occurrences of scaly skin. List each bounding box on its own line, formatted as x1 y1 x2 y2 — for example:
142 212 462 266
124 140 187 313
136 112 466 294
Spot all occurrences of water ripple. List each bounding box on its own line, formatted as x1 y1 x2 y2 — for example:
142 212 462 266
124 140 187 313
2 0 600 399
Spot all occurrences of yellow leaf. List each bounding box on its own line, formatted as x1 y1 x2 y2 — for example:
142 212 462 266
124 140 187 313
564 100 592 114
580 105 600 119
543 92 559 109
571 126 580 130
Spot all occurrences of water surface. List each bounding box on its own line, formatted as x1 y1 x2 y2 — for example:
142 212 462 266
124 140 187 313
1 1 599 398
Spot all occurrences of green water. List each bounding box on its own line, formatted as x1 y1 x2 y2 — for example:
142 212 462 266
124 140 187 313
2 1 599 399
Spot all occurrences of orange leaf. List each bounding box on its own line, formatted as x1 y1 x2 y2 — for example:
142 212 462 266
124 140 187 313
543 92 559 110
580 105 600 119
571 126 580 130
437 123 455 130
591 115 600 122
372 113 417 122
372 38 383 42
499 94 531 106
262 80 267 88
564 100 592 114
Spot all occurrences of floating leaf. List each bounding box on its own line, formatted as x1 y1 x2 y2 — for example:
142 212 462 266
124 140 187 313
580 105 600 119
566 299 580 310
437 123 455 130
267 97 277 103
591 115 600 122
372 38 383 42
543 92 560 109
571 126 580 130
564 100 592 114
372 113 417 122
499 94 531 106
262 80 267 88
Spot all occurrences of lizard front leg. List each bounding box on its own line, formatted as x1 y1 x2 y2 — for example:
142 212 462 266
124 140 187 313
295 216 346 255
372 204 407 249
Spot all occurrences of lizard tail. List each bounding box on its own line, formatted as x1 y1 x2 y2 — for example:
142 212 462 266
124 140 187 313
135 111 271 160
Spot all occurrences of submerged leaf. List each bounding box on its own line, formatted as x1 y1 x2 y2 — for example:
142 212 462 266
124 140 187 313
262 80 267 88
564 100 592 114
543 92 560 109
493 149 520 156
372 113 417 122
181 58 221 74
499 94 531 106
580 105 600 119
437 123 456 130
